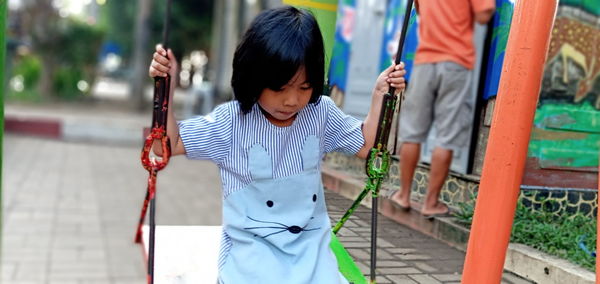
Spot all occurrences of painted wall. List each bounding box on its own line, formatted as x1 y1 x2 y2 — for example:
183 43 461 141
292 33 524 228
378 0 418 82
283 0 338 76
327 0 356 96
482 0 514 99
524 1 599 189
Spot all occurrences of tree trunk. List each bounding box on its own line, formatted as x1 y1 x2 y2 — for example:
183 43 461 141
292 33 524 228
26 0 57 100
131 0 152 111
38 56 55 100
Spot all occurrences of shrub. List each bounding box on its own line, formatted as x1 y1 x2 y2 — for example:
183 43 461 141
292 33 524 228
8 55 43 101
454 195 597 271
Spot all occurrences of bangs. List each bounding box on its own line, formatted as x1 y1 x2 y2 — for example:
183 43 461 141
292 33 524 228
260 11 322 91
263 49 304 91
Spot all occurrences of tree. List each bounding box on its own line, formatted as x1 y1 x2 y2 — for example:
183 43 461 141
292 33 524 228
21 0 60 99
131 0 152 110
103 0 214 109
17 0 104 100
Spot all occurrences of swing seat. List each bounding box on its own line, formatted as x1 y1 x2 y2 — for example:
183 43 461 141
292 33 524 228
141 226 367 283
141 225 221 283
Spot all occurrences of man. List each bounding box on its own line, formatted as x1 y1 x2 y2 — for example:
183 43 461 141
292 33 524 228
390 0 495 217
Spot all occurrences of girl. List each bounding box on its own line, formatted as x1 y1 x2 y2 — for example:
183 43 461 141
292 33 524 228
149 6 405 284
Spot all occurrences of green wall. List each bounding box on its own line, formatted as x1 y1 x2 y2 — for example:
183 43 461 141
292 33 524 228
528 1 600 173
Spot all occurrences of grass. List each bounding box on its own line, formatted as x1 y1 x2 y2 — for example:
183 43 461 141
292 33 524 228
7 89 43 103
454 195 597 271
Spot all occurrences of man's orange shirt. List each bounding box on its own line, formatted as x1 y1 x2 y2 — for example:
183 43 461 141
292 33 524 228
414 0 495 70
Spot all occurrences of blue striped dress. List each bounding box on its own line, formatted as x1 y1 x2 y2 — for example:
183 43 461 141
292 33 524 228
177 95 365 271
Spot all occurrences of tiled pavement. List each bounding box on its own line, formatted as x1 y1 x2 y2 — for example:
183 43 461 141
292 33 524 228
327 192 465 284
2 135 223 283
2 103 532 283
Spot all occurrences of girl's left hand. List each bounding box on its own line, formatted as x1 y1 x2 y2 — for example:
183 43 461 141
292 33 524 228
374 62 406 96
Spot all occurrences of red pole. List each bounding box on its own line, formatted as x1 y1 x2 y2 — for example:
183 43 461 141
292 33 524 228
461 1 557 283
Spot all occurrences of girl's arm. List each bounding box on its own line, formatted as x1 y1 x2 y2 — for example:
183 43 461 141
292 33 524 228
356 63 406 159
149 45 186 156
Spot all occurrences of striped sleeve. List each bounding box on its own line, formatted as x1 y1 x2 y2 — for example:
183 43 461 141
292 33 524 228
322 97 365 154
178 103 234 163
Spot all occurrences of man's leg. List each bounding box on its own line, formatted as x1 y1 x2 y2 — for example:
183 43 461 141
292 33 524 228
390 142 421 208
421 147 452 215
422 62 473 215
391 64 437 209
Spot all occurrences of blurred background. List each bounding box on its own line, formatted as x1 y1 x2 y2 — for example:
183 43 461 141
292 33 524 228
2 0 599 283
2 0 285 283
3 0 286 113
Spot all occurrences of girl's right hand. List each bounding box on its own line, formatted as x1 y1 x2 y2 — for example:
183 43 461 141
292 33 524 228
149 44 178 78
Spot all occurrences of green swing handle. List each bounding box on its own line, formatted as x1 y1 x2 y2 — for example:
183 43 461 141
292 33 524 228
332 0 415 283
333 0 414 235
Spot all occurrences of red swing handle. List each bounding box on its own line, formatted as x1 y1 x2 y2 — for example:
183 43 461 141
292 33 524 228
141 127 171 172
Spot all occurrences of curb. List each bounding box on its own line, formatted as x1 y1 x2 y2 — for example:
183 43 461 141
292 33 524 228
505 244 595 284
5 115 144 146
5 116 61 139
322 165 595 284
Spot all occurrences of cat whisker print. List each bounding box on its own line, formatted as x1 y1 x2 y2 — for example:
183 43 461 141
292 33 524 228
244 216 320 238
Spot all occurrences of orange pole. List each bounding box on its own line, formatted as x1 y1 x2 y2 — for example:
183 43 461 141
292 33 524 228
461 1 557 283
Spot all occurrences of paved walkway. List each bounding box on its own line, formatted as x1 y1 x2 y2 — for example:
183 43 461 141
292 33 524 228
2 102 531 283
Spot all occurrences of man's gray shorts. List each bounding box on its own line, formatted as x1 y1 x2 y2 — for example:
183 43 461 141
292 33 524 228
399 62 473 152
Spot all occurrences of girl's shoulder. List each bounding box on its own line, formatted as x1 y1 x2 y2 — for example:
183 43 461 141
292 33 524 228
305 95 336 114
318 95 336 107
214 100 241 114
206 101 242 121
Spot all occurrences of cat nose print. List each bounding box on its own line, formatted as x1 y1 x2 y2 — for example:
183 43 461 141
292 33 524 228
288 226 302 234
244 216 320 238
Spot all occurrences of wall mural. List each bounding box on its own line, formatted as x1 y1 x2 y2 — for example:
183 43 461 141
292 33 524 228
283 0 339 75
526 0 599 187
378 0 418 82
482 0 514 99
327 0 356 107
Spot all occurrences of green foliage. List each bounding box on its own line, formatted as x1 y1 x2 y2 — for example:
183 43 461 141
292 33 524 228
452 192 476 227
511 200 596 271
165 0 214 59
8 55 43 102
13 55 42 89
50 18 105 99
52 67 84 100
454 195 597 271
100 0 214 64
55 19 105 71
7 89 42 103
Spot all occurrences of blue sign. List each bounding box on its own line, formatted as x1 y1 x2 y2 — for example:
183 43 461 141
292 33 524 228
483 0 514 99
379 0 418 83
327 0 357 93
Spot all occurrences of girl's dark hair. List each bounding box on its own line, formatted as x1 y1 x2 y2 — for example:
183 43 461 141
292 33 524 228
231 6 325 114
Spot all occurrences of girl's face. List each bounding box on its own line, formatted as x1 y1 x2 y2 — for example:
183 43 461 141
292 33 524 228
258 67 313 127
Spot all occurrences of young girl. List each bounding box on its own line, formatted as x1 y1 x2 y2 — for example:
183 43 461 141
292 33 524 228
149 6 405 284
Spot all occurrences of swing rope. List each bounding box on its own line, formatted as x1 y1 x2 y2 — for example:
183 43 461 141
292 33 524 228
332 0 414 282
134 1 172 283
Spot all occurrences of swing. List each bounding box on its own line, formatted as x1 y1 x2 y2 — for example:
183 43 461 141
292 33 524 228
136 0 413 283
319 0 413 282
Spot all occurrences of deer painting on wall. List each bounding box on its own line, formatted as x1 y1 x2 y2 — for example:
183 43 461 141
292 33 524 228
542 16 599 109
